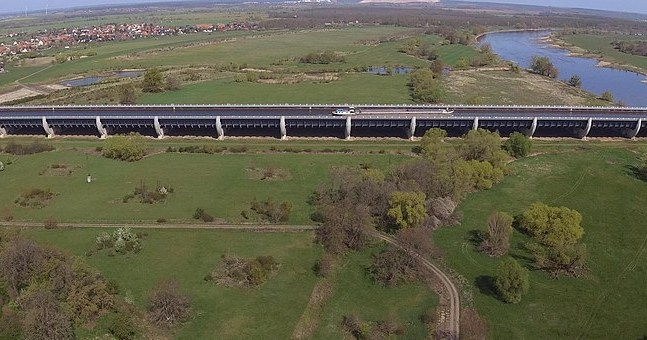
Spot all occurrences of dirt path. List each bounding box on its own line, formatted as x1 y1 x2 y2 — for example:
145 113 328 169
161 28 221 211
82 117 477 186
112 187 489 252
0 221 316 231
371 231 460 339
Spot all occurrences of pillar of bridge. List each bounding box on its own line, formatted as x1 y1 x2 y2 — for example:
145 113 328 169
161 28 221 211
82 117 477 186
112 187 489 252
631 119 642 139
529 117 538 138
42 117 55 138
280 116 287 140
95 116 108 139
0 126 6 138
153 116 164 139
408 117 417 140
215 116 224 140
472 117 479 131
582 117 592 140
345 116 352 140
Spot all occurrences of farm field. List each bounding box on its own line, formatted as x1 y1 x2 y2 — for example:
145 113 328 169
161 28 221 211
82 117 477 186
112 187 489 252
435 143 647 339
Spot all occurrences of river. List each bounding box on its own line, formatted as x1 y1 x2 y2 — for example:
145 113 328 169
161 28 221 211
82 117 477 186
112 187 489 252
480 30 647 107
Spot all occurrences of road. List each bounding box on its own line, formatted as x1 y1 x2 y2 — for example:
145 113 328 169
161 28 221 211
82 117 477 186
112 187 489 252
371 231 460 339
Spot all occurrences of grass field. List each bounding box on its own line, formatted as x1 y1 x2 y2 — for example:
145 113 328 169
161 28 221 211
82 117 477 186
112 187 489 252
434 142 647 339
444 70 609 106
560 34 647 73
139 73 413 104
24 228 435 339
0 138 412 224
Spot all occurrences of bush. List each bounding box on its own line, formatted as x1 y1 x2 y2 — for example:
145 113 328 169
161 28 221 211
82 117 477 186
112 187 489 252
43 216 58 229
102 134 145 162
299 51 345 64
2 141 54 155
530 55 558 78
148 278 191 328
250 199 292 223
314 253 335 277
109 312 136 340
209 254 279 287
503 132 532 158
495 258 530 304
15 188 57 208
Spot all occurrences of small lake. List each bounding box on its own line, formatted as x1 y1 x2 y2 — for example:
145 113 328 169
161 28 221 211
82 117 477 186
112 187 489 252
62 70 143 87
480 30 647 107
367 66 413 75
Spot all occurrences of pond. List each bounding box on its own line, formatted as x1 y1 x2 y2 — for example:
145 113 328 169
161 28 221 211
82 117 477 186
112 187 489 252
479 30 647 107
61 70 143 87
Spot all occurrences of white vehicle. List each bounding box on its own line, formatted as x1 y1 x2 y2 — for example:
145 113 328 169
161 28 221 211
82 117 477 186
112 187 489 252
332 107 357 116
429 108 454 114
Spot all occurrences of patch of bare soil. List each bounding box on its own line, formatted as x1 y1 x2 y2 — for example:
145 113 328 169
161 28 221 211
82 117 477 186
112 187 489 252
246 167 292 181
18 57 55 67
39 163 78 177
0 87 42 104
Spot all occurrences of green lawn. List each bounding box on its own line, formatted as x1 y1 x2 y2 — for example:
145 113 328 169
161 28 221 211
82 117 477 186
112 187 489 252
26 228 322 339
435 143 647 339
139 73 413 104
24 228 436 339
0 139 412 224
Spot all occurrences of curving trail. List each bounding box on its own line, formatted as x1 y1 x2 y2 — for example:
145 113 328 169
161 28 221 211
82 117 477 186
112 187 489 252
371 231 460 339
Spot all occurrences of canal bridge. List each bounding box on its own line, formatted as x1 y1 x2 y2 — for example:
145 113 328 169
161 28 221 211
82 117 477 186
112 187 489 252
1 104 646 139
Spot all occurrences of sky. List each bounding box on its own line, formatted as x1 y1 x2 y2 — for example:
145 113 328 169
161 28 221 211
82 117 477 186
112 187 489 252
0 0 646 15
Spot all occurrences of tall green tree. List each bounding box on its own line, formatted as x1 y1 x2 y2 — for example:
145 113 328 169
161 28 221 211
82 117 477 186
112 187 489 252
530 55 559 78
408 69 443 103
495 258 529 304
142 68 164 93
387 191 427 230
503 132 532 158
519 202 584 247
459 129 508 169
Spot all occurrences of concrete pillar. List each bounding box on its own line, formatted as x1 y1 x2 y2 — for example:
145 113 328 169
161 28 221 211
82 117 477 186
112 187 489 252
408 116 417 140
631 119 642 139
42 117 55 138
279 116 287 140
0 126 6 138
153 116 164 139
583 117 592 140
345 116 352 140
529 117 538 138
95 116 108 139
472 117 479 130
215 116 224 140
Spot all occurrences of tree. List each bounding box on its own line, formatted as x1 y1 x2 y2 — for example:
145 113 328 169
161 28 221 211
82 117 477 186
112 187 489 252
22 290 74 340
0 238 44 297
387 191 427 230
480 211 513 257
503 132 532 158
165 75 180 91
459 129 508 169
142 68 164 93
109 311 137 340
494 258 529 304
568 74 582 87
408 68 443 103
601 91 614 102
525 242 588 277
118 83 136 104
519 202 584 248
530 55 558 78
102 133 145 162
148 278 191 328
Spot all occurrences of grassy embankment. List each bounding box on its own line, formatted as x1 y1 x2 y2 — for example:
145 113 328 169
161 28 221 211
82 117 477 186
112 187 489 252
435 142 647 339
557 34 647 74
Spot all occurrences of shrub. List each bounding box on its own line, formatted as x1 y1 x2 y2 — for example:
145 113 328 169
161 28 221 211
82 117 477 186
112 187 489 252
109 311 136 340
209 254 279 287
495 258 530 304
148 278 191 328
102 134 145 162
314 253 335 277
250 199 292 223
503 132 532 158
15 188 57 208
2 141 54 155
43 216 58 229
299 51 345 64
